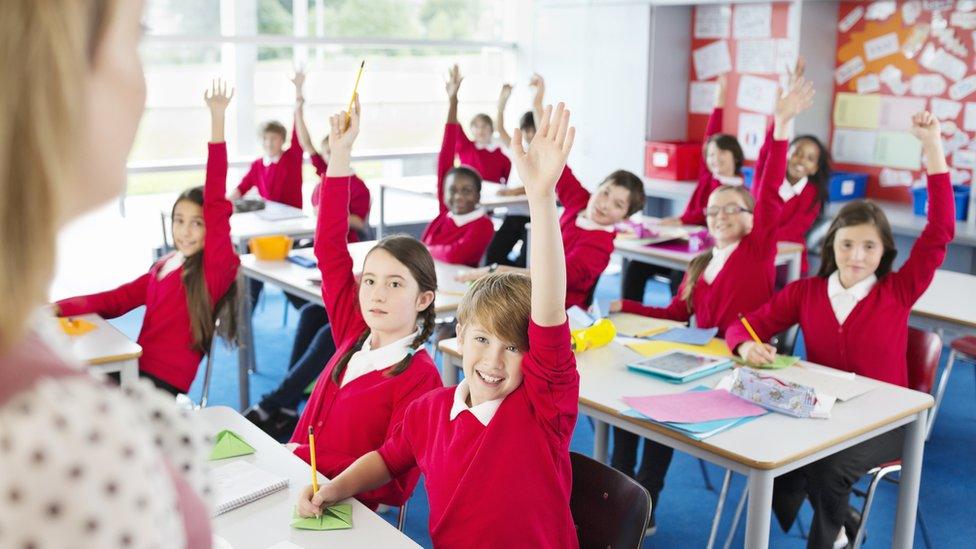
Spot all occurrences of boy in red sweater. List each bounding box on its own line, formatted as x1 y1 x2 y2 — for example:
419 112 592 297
227 72 305 209
443 63 512 184
299 103 581 549
56 80 240 395
727 111 954 549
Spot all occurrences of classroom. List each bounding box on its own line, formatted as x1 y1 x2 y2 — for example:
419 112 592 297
4 1 976 548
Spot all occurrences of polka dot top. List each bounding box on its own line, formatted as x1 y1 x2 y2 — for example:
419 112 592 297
0 329 213 549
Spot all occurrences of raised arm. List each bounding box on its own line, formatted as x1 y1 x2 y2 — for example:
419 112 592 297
677 75 727 226
554 165 591 213
891 112 955 304
496 83 513 147
530 74 545 129
295 100 319 158
202 79 239 300
445 64 462 126
755 58 805 183
286 70 306 158
435 121 459 215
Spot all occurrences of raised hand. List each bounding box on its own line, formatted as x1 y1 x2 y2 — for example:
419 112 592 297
325 94 360 177
511 103 575 201
910 111 941 146
530 73 545 97
714 74 727 108
787 56 806 88
445 64 463 98
291 69 306 100
204 78 234 113
774 77 815 124
498 83 513 107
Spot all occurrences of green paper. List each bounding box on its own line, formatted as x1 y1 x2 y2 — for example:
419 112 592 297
304 378 316 396
208 429 256 460
291 504 353 530
735 355 800 370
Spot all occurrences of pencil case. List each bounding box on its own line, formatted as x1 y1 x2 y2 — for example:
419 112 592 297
727 367 817 418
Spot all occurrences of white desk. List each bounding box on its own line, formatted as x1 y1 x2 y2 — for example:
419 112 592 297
614 239 806 283
437 338 932 549
911 269 976 337
198 406 420 549
159 201 317 253
236 242 468 409
56 313 142 387
374 175 528 238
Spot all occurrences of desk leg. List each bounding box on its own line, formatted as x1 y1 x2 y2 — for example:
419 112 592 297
441 354 459 386
592 420 609 463
118 359 139 388
378 186 387 239
237 272 255 411
744 469 773 549
893 410 927 549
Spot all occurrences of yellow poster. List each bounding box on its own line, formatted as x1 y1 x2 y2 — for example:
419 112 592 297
833 92 881 129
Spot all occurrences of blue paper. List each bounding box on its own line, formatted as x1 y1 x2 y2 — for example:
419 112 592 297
648 326 719 346
620 387 765 440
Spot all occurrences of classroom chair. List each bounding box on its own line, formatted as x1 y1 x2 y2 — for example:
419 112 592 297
570 451 652 549
928 334 976 440
708 327 940 549
194 317 224 408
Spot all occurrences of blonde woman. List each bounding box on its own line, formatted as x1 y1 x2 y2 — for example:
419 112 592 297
0 1 211 547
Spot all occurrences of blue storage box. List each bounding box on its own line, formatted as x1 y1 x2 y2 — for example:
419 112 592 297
912 184 970 221
741 166 755 189
828 172 868 202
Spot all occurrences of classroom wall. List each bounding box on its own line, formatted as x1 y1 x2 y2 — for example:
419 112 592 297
531 0 651 186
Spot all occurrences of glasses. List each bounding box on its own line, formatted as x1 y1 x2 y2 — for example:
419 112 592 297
704 204 753 217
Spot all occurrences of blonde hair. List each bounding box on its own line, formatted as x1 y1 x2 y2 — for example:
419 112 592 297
457 272 532 351
0 1 116 352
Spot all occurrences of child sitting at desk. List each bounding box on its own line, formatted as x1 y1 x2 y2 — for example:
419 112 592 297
299 102 581 548
443 63 512 184
726 111 954 549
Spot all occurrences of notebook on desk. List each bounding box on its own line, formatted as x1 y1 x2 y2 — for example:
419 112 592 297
211 460 289 516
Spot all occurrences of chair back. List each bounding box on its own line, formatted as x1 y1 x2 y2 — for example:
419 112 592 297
570 452 651 549
906 326 942 394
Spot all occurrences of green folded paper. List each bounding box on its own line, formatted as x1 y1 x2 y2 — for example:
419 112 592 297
209 429 256 460
291 504 353 530
735 354 800 370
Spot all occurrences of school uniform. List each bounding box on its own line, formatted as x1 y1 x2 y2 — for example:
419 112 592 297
613 134 789 516
449 122 513 184
726 171 955 549
378 321 580 548
309 153 371 242
236 122 305 208
57 143 239 393
421 124 496 267
556 166 618 309
289 175 442 510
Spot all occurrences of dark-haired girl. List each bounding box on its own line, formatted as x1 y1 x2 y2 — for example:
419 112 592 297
56 80 240 396
727 111 953 549
288 97 442 511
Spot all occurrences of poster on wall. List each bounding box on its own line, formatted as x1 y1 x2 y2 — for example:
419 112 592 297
738 113 768 161
694 5 731 39
693 40 732 80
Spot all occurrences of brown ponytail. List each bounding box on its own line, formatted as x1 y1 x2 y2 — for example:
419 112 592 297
680 250 713 312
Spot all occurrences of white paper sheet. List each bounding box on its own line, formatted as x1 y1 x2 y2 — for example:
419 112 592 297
955 12 976 29
943 129 970 155
902 1 922 24
964 103 976 132
693 40 732 81
736 75 778 115
733 3 772 39
950 168 972 184
949 75 976 100
689 81 719 115
866 1 897 20
879 168 914 187
832 129 878 165
942 120 960 135
959 0 976 11
919 44 966 82
931 97 963 120
738 112 768 161
879 96 926 131
839 5 865 32
864 32 901 61
923 0 953 10
910 74 947 96
836 56 866 85
736 39 777 74
774 39 797 74
856 74 881 94
694 5 731 39
953 149 976 170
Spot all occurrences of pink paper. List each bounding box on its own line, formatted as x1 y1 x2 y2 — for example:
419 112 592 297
622 390 766 423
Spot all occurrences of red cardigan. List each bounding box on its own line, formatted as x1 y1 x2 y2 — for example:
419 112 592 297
379 321 579 549
421 123 495 267
680 107 726 226
58 143 239 392
450 122 513 184
727 172 955 387
309 153 371 243
556 166 618 309
236 122 305 208
289 174 442 509
621 137 789 337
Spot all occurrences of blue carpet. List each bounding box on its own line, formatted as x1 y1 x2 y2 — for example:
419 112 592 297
108 278 976 548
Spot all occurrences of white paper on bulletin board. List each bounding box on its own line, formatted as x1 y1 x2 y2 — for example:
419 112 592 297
736 39 777 74
875 131 922 170
738 112 768 161
832 128 878 165
878 96 927 131
733 3 772 39
695 5 731 39
693 40 732 81
737 75 778 115
931 97 963 119
689 81 719 114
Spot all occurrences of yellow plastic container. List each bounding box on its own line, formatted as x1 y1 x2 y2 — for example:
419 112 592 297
570 318 617 353
249 235 293 261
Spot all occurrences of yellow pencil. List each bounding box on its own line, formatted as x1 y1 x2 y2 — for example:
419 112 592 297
344 60 365 130
308 426 319 494
737 314 763 346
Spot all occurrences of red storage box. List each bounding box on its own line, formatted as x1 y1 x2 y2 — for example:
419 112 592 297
645 141 702 181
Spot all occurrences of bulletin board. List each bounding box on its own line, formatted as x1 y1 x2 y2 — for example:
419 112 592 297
687 3 795 164
832 0 976 203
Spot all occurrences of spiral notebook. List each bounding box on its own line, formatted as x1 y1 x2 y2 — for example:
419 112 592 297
211 460 289 516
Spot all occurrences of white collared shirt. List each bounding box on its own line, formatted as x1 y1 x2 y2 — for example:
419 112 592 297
779 176 809 203
449 378 505 426
342 329 420 387
473 139 502 153
575 214 616 233
827 271 877 324
447 207 488 227
158 252 185 279
262 154 282 167
702 241 739 284
715 175 744 186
